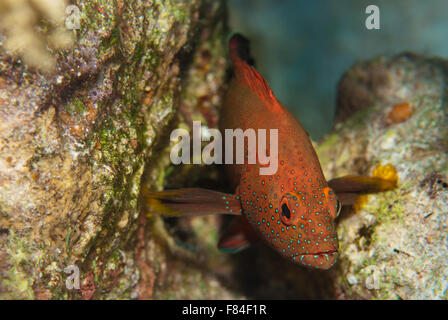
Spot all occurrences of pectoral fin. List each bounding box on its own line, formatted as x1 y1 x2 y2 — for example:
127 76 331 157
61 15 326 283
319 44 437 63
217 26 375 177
218 216 259 253
143 187 242 217
329 175 397 206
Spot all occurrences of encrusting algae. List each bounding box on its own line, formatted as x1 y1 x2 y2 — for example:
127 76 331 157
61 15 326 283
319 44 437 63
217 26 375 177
0 0 238 300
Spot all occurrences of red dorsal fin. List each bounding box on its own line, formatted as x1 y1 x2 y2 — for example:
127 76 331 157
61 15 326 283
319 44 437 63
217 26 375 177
229 34 282 112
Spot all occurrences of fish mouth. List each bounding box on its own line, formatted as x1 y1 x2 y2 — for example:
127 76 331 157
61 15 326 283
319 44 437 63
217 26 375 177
296 250 339 270
300 249 337 256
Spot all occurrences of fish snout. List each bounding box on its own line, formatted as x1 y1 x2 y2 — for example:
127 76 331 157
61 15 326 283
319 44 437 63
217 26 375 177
297 250 338 270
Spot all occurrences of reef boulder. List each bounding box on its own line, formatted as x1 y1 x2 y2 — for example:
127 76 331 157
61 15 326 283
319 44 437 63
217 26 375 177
0 0 235 299
318 53 448 299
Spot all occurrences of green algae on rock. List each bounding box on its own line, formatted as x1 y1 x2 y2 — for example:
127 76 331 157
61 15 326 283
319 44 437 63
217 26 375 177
317 53 448 299
0 0 240 299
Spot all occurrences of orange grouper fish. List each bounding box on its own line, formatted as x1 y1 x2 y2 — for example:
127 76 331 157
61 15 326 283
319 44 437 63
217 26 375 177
144 34 396 270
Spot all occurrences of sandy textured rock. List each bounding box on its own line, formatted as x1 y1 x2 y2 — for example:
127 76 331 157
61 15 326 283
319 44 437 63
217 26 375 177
317 54 448 299
0 0 239 299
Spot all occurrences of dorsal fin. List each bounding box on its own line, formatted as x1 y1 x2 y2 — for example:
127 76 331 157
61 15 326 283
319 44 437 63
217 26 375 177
229 34 282 112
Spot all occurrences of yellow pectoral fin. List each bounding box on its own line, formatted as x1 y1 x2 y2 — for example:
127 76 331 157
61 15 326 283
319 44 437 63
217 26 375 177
329 175 397 195
142 188 242 218
328 172 398 207
145 197 183 217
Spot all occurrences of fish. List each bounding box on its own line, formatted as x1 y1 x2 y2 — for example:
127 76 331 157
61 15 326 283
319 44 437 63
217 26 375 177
144 33 396 270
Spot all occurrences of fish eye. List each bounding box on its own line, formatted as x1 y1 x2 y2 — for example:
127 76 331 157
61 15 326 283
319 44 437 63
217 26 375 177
281 203 291 219
280 194 294 225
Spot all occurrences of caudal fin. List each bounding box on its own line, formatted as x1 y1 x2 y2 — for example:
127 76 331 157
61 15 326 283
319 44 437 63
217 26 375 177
228 33 255 66
143 187 242 217
228 33 282 112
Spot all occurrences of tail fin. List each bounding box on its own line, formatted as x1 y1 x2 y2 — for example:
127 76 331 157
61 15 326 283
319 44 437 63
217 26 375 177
228 33 282 112
228 33 255 66
143 187 242 217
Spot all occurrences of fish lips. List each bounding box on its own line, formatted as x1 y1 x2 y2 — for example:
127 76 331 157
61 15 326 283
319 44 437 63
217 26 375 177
296 250 339 270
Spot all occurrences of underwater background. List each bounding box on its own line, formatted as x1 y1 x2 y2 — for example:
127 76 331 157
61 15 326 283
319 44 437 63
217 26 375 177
228 0 448 139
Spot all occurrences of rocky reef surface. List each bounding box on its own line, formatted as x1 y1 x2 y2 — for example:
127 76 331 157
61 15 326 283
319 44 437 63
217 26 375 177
320 53 448 299
0 0 236 299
